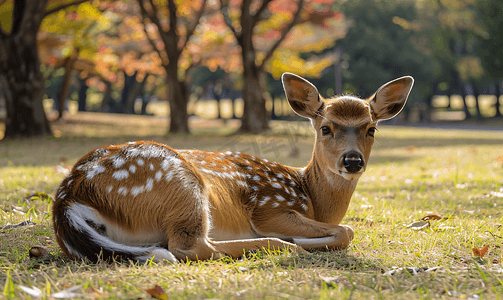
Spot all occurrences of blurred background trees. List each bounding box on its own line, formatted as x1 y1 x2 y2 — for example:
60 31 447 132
0 0 502 139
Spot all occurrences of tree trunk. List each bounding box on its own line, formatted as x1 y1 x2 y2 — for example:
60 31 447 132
0 0 52 139
78 77 89 112
460 83 471 120
469 81 484 120
494 79 502 118
57 49 79 119
239 26 269 132
166 66 189 133
125 74 149 114
100 80 113 112
0 37 51 139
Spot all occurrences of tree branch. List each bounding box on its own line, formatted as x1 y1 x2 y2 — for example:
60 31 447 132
259 0 304 70
138 1 168 66
253 0 273 24
182 0 207 51
44 0 89 17
219 0 240 39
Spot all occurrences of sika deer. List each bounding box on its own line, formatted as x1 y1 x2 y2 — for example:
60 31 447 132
52 73 413 263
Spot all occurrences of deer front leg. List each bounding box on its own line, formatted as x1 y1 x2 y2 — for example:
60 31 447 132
252 210 353 250
211 238 308 258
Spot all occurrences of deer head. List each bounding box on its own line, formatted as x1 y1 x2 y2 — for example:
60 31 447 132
282 73 414 181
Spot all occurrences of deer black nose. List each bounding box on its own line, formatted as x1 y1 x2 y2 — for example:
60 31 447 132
343 151 364 173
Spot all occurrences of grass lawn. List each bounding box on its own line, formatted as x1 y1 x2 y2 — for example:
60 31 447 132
1 112 503 299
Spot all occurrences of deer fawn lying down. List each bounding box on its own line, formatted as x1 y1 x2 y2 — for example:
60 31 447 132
53 73 413 263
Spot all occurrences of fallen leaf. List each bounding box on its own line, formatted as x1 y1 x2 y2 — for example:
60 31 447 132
1 220 36 230
472 245 490 258
421 214 454 221
29 246 50 259
407 221 430 230
51 285 85 299
146 285 168 300
406 146 419 152
495 155 503 162
421 214 442 221
17 285 42 298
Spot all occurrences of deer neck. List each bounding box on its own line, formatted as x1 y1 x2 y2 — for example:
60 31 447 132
302 151 359 225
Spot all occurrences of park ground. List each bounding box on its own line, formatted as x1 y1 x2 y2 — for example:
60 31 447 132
1 112 503 299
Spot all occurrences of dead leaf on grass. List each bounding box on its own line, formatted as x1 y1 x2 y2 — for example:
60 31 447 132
472 245 490 258
1 220 36 230
17 285 42 298
421 214 454 221
51 285 85 299
29 246 50 259
145 285 168 300
407 221 430 230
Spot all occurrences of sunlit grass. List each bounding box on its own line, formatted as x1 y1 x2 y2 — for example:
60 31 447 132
1 112 503 299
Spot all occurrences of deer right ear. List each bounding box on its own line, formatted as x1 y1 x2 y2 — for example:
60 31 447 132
282 73 323 119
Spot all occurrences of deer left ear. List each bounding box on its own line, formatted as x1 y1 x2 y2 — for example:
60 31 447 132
367 76 414 121
282 73 323 119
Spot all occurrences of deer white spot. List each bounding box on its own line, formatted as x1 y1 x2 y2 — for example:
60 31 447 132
253 175 260 181
251 186 259 192
287 200 295 206
301 203 308 211
113 170 129 180
129 165 136 173
137 158 145 166
131 186 145 197
300 194 308 201
275 195 285 201
149 163 154 171
87 165 106 179
271 183 282 189
277 173 284 178
118 187 128 196
258 196 270 206
250 194 257 202
290 181 296 186
106 186 113 193
161 157 181 171
155 171 163 182
165 172 173 182
237 180 247 187
67 179 73 185
113 157 126 168
145 178 154 191
271 202 280 208
290 189 297 197
246 166 253 171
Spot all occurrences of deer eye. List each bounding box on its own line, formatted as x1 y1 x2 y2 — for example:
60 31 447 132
321 126 332 136
367 127 376 137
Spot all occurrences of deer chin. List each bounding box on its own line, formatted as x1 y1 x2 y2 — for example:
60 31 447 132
338 171 363 181
326 165 363 181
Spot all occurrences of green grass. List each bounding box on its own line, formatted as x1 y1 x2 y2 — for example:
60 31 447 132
1 112 503 299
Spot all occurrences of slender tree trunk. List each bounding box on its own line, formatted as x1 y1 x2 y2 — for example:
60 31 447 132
469 81 483 120
460 83 471 120
125 74 149 114
77 77 89 112
57 49 79 119
494 79 502 118
100 80 113 112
